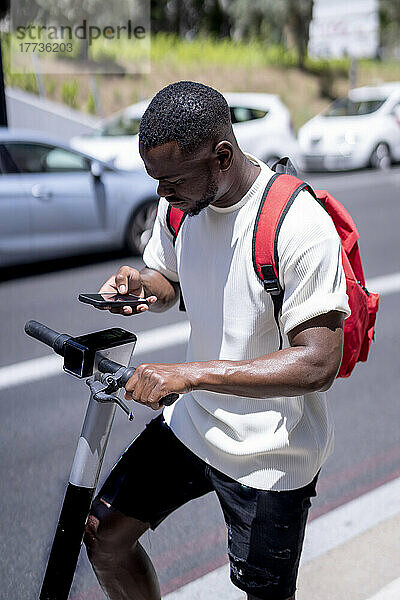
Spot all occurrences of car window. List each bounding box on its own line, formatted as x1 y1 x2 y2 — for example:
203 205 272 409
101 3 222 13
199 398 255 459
0 144 23 174
230 107 268 124
44 147 90 171
102 115 141 136
4 143 90 173
323 98 386 117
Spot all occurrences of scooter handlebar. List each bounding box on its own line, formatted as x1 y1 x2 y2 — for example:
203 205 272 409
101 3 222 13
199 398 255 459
24 321 179 407
24 320 71 356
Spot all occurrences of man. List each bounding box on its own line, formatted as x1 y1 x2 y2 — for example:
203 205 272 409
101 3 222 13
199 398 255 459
84 81 350 600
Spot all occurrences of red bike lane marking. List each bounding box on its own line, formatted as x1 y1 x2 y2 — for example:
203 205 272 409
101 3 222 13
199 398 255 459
316 442 400 495
309 466 400 521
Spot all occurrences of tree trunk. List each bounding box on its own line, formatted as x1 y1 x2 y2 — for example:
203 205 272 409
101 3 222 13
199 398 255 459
288 0 313 70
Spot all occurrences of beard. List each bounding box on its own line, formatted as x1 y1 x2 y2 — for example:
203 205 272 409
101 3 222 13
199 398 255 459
186 174 218 217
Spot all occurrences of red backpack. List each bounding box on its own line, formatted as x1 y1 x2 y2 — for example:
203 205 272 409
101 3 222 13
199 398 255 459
166 163 379 378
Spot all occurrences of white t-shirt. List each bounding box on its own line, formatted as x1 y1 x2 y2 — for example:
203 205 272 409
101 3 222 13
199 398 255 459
143 156 350 490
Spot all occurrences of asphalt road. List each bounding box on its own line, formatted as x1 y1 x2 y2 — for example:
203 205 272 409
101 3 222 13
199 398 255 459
1 166 399 600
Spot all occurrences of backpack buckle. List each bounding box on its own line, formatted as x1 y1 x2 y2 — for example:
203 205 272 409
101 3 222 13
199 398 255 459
261 265 282 296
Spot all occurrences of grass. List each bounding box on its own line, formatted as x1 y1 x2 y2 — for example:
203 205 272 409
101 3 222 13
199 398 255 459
149 34 298 68
3 33 400 130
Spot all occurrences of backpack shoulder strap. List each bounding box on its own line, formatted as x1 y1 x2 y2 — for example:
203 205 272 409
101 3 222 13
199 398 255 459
166 205 186 245
253 173 309 291
165 205 187 311
253 173 310 348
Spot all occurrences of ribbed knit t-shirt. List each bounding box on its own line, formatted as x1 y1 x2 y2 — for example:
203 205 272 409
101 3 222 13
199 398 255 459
143 156 350 491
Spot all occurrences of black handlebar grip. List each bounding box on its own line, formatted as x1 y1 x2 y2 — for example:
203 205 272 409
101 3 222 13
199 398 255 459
97 360 179 407
159 392 180 406
24 320 71 356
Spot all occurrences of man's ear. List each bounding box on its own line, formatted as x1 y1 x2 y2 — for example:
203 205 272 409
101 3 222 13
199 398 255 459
214 140 234 172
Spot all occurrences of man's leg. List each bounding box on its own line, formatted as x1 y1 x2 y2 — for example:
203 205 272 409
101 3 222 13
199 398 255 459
84 498 161 600
83 415 214 598
210 469 320 600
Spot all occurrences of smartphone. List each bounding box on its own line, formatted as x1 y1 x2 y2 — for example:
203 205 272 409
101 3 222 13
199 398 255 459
78 293 149 308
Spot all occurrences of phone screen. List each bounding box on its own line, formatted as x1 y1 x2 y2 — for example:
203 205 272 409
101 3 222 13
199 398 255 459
79 293 149 307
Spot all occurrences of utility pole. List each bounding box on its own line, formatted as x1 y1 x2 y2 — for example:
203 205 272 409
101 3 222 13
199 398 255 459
0 36 8 127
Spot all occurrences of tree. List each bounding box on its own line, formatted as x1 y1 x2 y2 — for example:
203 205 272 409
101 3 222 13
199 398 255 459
380 0 400 54
227 0 314 68
151 0 231 38
0 0 10 21
286 0 314 69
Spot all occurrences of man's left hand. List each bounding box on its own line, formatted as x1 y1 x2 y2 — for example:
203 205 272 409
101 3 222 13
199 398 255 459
124 362 195 410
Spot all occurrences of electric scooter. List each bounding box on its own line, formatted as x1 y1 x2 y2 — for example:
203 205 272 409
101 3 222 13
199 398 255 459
24 320 178 600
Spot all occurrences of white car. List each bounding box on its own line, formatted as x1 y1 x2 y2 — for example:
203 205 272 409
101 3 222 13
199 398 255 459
298 83 400 171
71 93 300 171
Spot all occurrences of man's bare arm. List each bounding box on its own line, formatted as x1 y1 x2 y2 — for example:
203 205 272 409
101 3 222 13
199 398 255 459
139 267 180 313
190 311 344 397
124 311 345 408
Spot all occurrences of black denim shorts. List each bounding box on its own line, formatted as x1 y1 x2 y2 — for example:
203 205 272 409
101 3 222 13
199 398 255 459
98 414 319 600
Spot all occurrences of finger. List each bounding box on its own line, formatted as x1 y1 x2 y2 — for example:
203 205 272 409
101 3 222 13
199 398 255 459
124 368 142 401
136 304 149 313
115 266 132 294
124 368 141 393
147 384 166 410
115 266 142 296
131 366 155 404
141 374 168 408
99 274 118 294
124 374 139 401
109 305 146 316
149 401 162 411
109 307 129 315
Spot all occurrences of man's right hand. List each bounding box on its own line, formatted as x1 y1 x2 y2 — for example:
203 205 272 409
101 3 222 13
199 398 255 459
99 265 158 316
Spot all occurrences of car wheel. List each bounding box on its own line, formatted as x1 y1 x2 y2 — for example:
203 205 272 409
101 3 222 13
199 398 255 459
370 143 391 170
125 199 158 255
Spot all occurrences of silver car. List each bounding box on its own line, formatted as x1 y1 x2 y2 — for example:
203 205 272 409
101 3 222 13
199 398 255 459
0 129 159 267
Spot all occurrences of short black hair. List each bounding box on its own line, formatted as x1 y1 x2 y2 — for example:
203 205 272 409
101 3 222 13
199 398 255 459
139 81 232 154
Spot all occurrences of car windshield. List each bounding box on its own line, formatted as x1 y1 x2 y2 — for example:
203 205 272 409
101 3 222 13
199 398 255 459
323 98 387 117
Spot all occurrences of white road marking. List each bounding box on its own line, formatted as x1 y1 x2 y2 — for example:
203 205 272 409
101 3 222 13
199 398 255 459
0 321 190 391
366 577 400 600
301 474 400 563
164 564 238 600
164 476 400 599
367 272 400 296
0 354 62 390
0 271 398 391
